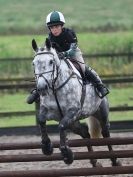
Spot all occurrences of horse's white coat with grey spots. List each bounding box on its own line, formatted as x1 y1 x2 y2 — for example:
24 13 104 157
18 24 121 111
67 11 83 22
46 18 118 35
33 47 102 122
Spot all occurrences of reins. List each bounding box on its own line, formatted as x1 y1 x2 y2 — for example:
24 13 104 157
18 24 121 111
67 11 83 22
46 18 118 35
34 50 85 118
34 51 77 117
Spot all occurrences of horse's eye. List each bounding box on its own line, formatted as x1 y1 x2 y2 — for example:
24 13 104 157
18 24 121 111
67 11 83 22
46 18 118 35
49 60 53 65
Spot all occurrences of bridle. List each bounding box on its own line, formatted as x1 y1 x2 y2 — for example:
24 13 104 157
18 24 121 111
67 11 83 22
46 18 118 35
33 51 76 91
33 50 76 117
34 51 59 90
33 50 85 118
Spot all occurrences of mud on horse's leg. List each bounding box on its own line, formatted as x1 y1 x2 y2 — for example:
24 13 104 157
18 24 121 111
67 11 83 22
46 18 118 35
38 107 53 155
39 114 53 155
58 125 74 164
70 121 102 167
38 105 53 155
58 108 83 165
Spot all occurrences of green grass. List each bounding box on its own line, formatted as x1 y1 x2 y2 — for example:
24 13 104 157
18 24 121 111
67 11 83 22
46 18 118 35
1 0 133 34
0 0 133 127
0 86 132 127
108 86 133 107
1 32 133 58
0 92 34 112
108 86 133 121
0 116 36 127
0 87 132 112
0 116 58 127
0 32 133 77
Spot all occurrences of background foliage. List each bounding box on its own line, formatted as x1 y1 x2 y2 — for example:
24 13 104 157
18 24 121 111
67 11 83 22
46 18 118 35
1 0 133 34
0 0 133 126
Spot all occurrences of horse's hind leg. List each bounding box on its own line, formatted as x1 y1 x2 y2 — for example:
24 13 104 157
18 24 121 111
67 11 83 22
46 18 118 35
96 98 121 166
70 121 102 167
101 126 121 166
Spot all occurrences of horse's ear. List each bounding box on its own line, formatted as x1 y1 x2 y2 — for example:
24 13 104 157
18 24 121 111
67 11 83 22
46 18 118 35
32 39 38 52
45 38 51 50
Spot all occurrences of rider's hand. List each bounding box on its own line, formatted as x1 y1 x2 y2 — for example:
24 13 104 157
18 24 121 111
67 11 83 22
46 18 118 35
58 52 66 59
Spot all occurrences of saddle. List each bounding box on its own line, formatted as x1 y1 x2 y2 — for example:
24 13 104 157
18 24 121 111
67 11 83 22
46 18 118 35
69 58 86 108
69 59 85 81
69 58 91 86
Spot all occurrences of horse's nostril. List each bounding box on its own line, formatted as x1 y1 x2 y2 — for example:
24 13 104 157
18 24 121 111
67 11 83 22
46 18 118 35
37 84 48 94
37 88 41 92
45 84 48 90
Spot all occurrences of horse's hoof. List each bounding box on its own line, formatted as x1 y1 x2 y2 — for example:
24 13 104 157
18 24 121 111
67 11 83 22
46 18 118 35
112 160 122 166
95 162 103 167
41 141 53 155
60 146 74 165
58 123 65 130
91 159 102 167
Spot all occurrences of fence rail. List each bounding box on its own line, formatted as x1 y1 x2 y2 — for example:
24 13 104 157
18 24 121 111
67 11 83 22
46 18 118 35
0 52 133 61
0 166 133 177
0 74 132 132
0 74 133 82
0 106 133 118
0 76 133 90
84 52 133 59
0 137 132 176
0 121 133 136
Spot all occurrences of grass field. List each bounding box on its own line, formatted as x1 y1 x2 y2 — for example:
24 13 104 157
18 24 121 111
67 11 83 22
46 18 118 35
1 0 133 34
0 86 132 127
1 87 133 112
0 1 133 127
1 0 133 76
0 32 133 77
1 32 133 58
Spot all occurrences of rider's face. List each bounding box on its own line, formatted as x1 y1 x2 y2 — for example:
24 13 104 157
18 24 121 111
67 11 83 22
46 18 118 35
49 25 63 36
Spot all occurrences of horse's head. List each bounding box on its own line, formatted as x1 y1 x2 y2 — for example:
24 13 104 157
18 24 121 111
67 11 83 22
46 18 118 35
32 38 60 95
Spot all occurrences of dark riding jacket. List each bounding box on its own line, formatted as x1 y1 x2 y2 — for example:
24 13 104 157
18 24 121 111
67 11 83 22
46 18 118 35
48 28 78 57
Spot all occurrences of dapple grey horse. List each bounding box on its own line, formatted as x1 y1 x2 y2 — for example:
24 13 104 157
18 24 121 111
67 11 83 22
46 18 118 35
31 38 121 166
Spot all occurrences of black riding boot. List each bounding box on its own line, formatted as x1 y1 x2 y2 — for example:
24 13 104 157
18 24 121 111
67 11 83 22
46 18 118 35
85 67 109 98
26 89 40 104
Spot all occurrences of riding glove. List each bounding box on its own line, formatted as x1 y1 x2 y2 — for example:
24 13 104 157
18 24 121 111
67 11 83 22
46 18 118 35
58 43 77 59
58 52 66 59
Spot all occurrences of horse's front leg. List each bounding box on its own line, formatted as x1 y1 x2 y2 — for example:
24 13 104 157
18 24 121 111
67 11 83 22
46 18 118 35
59 107 81 130
59 128 74 164
39 106 53 155
58 108 80 164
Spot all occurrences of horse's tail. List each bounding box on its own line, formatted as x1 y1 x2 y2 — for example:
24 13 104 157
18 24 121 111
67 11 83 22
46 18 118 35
86 116 102 138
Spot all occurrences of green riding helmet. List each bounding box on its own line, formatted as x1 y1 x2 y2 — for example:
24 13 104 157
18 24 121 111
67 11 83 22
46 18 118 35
46 11 65 27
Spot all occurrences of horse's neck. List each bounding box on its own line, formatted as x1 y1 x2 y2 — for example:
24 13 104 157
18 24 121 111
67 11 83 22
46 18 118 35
59 59 80 78
61 59 70 71
56 60 69 83
53 59 82 90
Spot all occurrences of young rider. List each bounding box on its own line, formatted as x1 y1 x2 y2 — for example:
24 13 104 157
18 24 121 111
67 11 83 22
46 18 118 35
27 11 109 104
